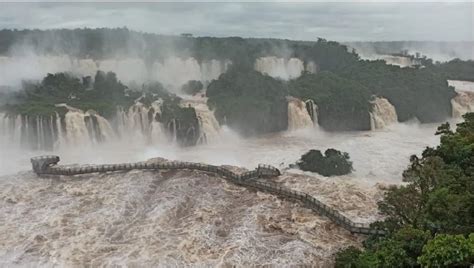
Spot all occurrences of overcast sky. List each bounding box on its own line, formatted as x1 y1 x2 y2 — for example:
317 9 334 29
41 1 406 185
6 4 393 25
0 2 472 41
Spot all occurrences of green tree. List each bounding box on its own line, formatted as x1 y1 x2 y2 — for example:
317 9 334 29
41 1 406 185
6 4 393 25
418 234 473 267
181 80 203 95
297 148 353 176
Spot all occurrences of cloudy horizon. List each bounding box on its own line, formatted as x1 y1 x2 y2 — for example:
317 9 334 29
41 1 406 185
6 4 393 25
0 2 473 42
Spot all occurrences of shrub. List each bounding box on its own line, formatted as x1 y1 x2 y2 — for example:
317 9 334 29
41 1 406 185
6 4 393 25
297 148 353 176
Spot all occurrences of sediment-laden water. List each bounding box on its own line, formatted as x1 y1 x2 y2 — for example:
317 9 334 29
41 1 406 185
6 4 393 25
0 162 380 266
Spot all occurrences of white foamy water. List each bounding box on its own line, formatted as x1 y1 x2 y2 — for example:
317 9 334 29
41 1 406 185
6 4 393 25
254 57 316 80
449 80 474 117
0 166 374 266
0 120 443 185
0 118 447 266
180 96 221 144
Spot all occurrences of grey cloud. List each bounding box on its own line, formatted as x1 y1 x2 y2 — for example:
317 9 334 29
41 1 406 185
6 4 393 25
0 2 472 41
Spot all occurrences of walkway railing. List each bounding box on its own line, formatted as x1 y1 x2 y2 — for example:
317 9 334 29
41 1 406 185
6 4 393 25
30 155 386 235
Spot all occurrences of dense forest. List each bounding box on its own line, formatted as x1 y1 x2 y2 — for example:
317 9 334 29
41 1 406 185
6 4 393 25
0 28 473 135
335 113 474 267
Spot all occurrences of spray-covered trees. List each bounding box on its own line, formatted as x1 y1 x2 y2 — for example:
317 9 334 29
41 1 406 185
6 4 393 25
207 67 288 136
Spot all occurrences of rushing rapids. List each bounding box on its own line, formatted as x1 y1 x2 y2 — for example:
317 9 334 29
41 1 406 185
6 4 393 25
0 156 383 266
369 97 398 130
0 55 231 89
287 97 314 130
254 57 316 80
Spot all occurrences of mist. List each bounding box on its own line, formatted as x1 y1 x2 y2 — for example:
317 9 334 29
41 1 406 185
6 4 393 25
347 41 474 62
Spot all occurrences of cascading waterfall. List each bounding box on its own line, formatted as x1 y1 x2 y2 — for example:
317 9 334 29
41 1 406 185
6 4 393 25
180 97 221 144
254 57 317 80
305 99 319 126
448 80 474 117
57 104 117 147
287 97 314 130
305 61 318 74
451 92 474 118
0 104 119 150
1 113 58 150
369 97 398 130
115 100 165 143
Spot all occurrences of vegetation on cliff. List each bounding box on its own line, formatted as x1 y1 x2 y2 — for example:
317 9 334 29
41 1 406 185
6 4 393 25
1 71 131 118
289 72 371 131
0 29 470 134
297 149 353 176
207 67 288 136
0 71 201 146
335 113 474 267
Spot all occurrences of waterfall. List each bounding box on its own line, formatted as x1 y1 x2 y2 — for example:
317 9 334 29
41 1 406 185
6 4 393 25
180 97 220 144
287 97 314 130
63 108 91 146
448 80 474 118
115 100 165 143
305 61 318 74
168 119 178 143
451 92 474 117
55 104 117 147
305 99 319 125
54 112 64 149
369 97 398 130
254 57 317 80
153 58 231 89
0 113 58 150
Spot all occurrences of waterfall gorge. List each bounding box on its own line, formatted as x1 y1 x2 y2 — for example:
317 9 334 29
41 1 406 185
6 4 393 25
369 97 398 130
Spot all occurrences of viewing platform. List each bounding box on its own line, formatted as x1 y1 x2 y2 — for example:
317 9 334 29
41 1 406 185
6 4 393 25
31 155 386 236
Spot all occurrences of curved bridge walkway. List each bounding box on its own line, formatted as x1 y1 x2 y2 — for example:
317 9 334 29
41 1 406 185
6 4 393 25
31 155 386 236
